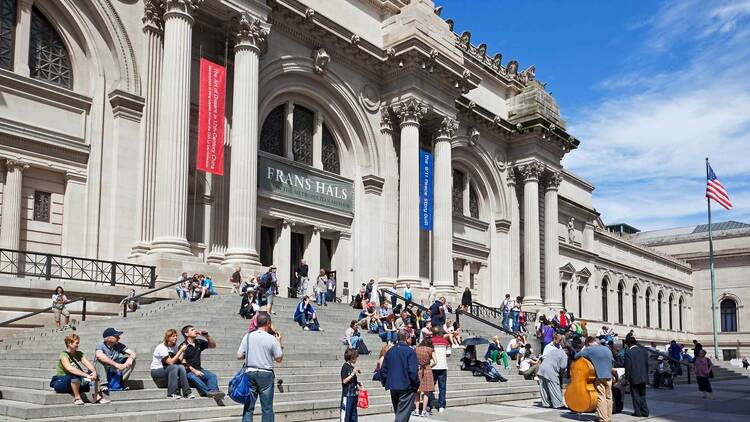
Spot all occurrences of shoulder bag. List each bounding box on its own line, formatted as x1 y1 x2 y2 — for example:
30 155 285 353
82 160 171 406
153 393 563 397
228 332 252 404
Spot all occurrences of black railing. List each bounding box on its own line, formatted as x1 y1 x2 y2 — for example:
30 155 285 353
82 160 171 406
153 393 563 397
636 343 693 384
0 248 156 288
0 297 87 328
379 289 429 312
469 301 537 332
122 278 183 317
456 308 515 336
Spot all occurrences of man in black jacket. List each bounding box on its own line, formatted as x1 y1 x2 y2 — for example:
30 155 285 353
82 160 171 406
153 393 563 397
624 337 650 417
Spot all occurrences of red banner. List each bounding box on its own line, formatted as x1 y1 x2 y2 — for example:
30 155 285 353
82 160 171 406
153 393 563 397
197 58 226 175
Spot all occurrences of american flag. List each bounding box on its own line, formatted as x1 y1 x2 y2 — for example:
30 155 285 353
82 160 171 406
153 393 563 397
706 164 732 210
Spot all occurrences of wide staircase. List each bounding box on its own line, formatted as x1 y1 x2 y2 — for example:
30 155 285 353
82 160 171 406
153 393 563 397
0 295 539 421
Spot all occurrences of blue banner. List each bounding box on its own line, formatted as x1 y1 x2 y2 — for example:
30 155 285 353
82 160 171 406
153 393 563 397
420 149 433 231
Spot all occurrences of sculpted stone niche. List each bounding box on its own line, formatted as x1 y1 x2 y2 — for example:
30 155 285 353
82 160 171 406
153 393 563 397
312 48 330 74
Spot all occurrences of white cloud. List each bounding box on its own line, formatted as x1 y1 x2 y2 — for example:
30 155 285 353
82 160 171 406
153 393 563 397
564 0 750 230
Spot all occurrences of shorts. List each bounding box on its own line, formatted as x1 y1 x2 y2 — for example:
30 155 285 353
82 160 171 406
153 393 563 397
265 292 274 305
53 306 70 321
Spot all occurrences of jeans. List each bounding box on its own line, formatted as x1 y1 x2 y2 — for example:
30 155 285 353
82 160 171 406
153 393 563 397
176 288 188 300
349 335 361 349
432 369 447 409
390 389 415 422
511 310 520 332
151 365 191 396
327 289 334 303
341 395 358 422
187 369 219 396
295 314 320 330
298 277 309 296
94 354 134 389
316 291 325 306
379 331 396 343
51 375 90 393
242 370 275 422
502 310 509 330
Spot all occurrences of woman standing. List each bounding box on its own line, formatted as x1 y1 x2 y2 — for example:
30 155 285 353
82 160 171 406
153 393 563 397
315 269 328 306
413 338 436 417
150 329 194 399
461 287 472 312
51 286 71 331
694 349 714 399
51 333 109 404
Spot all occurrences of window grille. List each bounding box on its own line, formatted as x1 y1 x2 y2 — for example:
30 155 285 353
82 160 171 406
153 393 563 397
0 0 16 70
292 106 313 165
33 191 51 222
469 187 479 219
259 105 284 156
29 7 71 88
452 170 463 214
321 124 340 174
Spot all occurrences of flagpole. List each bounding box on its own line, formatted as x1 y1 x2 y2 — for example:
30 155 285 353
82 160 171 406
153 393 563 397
706 157 719 360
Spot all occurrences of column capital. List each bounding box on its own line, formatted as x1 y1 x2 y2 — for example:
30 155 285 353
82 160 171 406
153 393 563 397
312 225 324 234
142 0 163 32
392 98 430 128
517 161 545 182
434 116 458 141
17 0 33 8
379 106 394 134
281 219 295 228
5 160 29 171
234 13 268 54
544 170 563 191
163 0 203 23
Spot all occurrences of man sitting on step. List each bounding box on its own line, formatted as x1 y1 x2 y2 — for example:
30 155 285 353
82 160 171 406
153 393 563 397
180 325 225 399
94 327 137 393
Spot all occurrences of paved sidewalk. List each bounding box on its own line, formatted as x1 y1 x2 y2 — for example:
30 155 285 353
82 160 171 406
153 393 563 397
326 379 750 421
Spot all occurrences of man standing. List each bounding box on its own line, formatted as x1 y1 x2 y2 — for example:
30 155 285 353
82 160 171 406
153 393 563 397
94 327 137 393
237 311 283 422
624 337 650 417
537 346 569 408
576 336 614 422
430 327 449 413
692 339 703 357
176 272 189 300
381 331 419 422
181 325 224 399
501 293 512 330
294 260 308 297
668 340 683 376
259 266 278 315
430 297 446 328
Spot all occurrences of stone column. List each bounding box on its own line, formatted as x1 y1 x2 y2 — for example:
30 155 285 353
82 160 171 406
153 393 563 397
150 0 201 256
13 0 33 77
224 14 267 267
392 99 429 284
518 161 545 307
131 0 164 257
61 172 87 256
462 260 471 291
543 171 563 309
276 220 292 297
432 117 457 294
307 226 322 278
284 101 294 160
507 176 521 296
0 161 27 250
379 107 399 287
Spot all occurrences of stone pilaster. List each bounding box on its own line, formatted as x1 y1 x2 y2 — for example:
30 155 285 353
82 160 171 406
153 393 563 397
131 0 164 257
507 175 521 297
518 160 544 307
150 0 202 256
543 170 563 309
62 172 87 256
379 106 399 287
0 161 28 250
432 116 458 294
13 0 33 77
224 13 267 268
392 98 429 284
276 220 293 297
307 225 322 278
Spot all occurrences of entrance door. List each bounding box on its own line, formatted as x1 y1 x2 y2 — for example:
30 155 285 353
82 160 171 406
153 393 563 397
290 232 305 298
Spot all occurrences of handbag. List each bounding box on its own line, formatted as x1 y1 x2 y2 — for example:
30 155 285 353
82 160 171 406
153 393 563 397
228 332 252 404
65 352 91 388
357 388 369 409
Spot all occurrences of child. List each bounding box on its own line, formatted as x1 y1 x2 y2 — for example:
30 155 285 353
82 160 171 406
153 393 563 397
340 348 362 422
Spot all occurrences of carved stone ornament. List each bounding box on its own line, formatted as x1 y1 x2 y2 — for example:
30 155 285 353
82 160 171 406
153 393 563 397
545 170 563 190
459 31 471 49
379 106 393 134
163 0 203 19
304 8 315 19
506 60 519 75
446 19 455 32
518 161 545 182
142 0 163 30
468 127 480 146
359 84 380 112
492 116 504 127
350 34 361 46
477 43 487 57
235 13 268 53
435 117 458 140
491 53 502 69
312 48 330 74
522 65 536 82
392 99 430 126
385 48 396 60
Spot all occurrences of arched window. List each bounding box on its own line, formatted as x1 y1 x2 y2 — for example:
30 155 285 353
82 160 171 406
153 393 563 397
657 291 663 329
668 294 674 330
645 288 652 327
452 169 464 214
601 279 609 322
469 187 479 219
292 106 314 165
29 7 71 88
617 282 624 324
321 125 340 174
259 105 284 156
632 285 638 326
678 296 684 331
720 299 737 332
0 0 16 70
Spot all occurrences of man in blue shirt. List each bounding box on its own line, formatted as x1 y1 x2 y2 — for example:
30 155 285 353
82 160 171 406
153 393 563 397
430 297 446 327
575 336 614 422
380 332 419 421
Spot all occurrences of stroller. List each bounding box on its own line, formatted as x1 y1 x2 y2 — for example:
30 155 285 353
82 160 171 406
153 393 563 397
461 346 507 382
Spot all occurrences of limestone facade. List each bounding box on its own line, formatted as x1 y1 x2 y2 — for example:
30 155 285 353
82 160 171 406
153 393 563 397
0 0 704 346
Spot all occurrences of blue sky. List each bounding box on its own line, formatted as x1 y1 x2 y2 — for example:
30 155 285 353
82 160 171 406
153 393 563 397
437 0 750 231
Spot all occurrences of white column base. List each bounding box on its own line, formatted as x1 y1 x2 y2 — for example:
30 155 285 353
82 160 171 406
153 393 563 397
222 249 261 268
148 238 193 256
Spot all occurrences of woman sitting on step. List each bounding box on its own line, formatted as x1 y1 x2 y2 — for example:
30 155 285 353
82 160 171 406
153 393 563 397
50 333 110 405
150 329 194 399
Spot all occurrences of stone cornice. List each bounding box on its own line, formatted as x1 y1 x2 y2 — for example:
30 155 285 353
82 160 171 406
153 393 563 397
453 213 489 232
361 174 385 195
558 195 600 219
108 89 145 122
595 227 692 271
592 255 693 291
0 69 92 112
494 218 511 233
453 30 532 91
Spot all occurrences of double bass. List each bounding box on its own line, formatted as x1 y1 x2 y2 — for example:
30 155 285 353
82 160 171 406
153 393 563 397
564 357 598 413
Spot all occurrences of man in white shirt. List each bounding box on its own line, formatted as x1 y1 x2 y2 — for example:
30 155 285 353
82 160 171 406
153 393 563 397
506 335 521 361
501 293 512 330
237 312 283 422
542 333 563 357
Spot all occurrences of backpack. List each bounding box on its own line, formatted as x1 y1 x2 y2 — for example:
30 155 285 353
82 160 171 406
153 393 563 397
356 339 370 355
259 273 272 293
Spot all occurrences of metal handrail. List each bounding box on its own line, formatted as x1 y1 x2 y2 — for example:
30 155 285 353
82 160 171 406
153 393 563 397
0 248 156 288
635 343 694 384
0 297 88 328
379 289 429 311
456 308 515 336
122 277 188 318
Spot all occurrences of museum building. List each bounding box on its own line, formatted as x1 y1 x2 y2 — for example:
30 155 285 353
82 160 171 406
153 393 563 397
2 0 743 352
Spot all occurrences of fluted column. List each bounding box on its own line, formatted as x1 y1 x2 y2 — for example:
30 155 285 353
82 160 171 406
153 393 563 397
224 14 267 267
507 175 521 296
432 117 457 294
276 220 292 297
131 0 164 257
0 161 28 249
307 226 322 277
543 171 563 309
393 99 429 284
150 0 202 256
519 161 544 307
379 107 399 286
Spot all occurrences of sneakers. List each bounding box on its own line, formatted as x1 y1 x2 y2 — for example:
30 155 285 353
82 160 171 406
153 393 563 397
303 326 309 331
421 411 431 417
207 391 225 400
169 394 182 400
438 408 445 413
99 385 109 395
412 410 420 417
184 394 196 399
95 397 111 404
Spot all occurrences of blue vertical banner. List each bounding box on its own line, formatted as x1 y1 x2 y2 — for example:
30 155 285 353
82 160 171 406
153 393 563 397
419 149 433 231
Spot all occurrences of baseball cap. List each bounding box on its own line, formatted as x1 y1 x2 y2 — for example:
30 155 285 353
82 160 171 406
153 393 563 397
102 327 123 338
